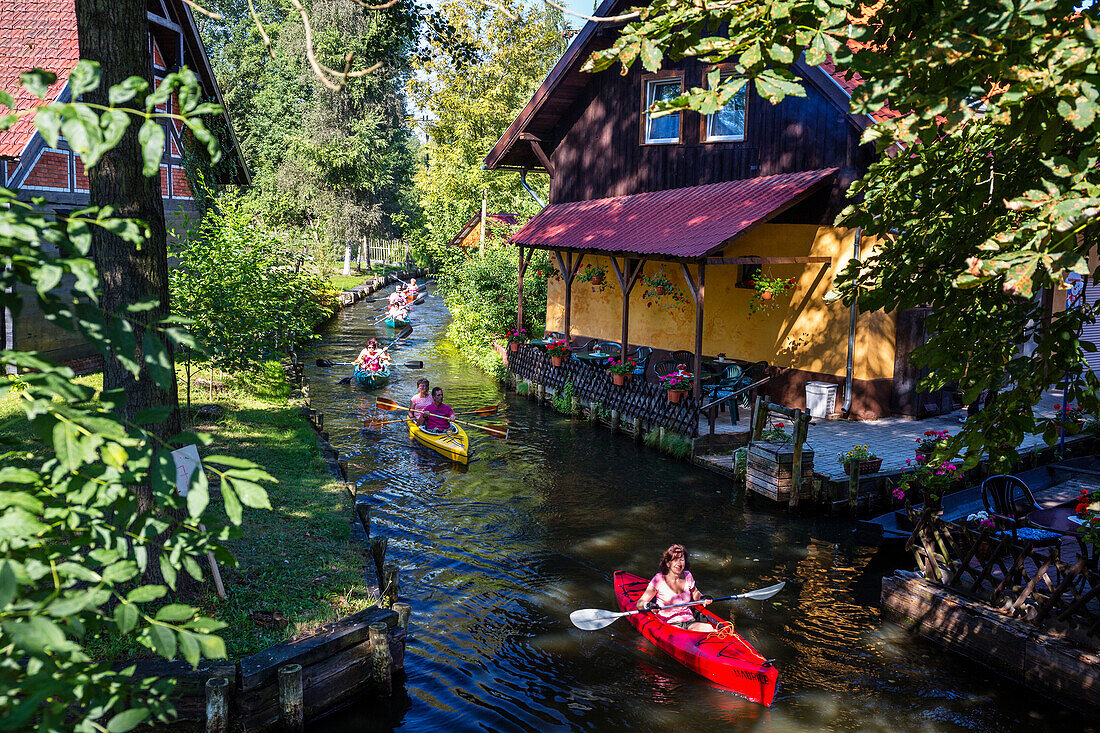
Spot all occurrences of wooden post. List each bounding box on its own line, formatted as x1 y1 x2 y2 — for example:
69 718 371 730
355 499 370 540
278 664 303 732
789 409 806 510
205 677 229 733
393 602 412 633
555 251 584 346
383 562 399 609
680 262 705 402
633 416 642 442
848 458 861 513
590 400 599 422
610 257 646 363
751 396 769 441
516 245 534 330
370 536 387 592
369 622 393 697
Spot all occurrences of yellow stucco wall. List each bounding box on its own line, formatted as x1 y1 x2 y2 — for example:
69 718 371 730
544 224 896 381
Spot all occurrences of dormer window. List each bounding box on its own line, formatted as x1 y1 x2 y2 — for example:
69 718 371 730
703 71 747 142
643 76 682 144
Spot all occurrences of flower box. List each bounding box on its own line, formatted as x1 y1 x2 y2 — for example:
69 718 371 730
746 443 815 502
667 389 686 403
843 458 882 474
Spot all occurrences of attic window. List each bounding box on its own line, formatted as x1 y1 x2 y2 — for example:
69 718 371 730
644 78 682 144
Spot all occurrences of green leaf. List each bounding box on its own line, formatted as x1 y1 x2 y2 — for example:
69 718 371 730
179 630 201 668
34 108 61 147
126 585 167 603
4 616 70 652
106 707 150 733
68 60 101 97
108 76 150 105
0 560 16 607
135 405 173 425
47 593 90 617
148 623 177 659
159 554 178 590
20 69 57 99
0 508 49 539
155 603 196 623
115 602 139 634
0 113 17 131
0 90 12 108
0 490 44 513
221 484 243 525
227 478 270 510
142 330 174 387
137 119 165 177
639 38 662 73
197 632 226 659
186 464 209 519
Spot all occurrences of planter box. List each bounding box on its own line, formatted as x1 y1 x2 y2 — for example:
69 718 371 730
842 457 883 474
746 442 814 502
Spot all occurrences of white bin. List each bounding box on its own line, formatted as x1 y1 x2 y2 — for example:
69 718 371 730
805 381 838 419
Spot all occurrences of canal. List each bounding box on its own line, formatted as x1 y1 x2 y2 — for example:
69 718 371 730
305 283 1083 732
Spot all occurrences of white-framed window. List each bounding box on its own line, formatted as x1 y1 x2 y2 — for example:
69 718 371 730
704 75 747 142
644 78 682 144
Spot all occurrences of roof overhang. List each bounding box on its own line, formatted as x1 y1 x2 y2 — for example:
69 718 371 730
509 168 837 260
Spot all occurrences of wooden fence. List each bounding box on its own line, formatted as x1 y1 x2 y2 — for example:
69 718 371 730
366 237 410 266
508 344 700 437
907 509 1100 643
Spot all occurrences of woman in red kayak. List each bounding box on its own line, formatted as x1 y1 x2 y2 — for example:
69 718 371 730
634 544 715 631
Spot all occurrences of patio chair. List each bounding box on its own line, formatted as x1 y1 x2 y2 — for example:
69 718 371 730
734 361 769 408
980 475 1063 548
627 346 652 379
701 365 745 423
653 359 680 379
671 350 696 369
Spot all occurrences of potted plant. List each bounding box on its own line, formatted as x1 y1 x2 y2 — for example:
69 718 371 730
747 274 797 317
505 328 528 352
758 421 791 444
1054 402 1087 436
897 458 960 511
546 339 570 367
837 444 882 474
659 369 692 403
606 357 637 386
641 270 688 312
964 510 997 559
578 263 610 292
914 429 950 462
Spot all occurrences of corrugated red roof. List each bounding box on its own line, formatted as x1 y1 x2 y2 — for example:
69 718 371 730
818 57 898 123
510 168 837 258
0 0 79 158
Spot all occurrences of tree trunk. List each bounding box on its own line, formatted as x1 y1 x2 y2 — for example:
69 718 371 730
343 239 352 276
76 1 181 506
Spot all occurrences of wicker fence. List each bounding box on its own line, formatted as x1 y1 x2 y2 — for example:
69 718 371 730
508 344 701 437
908 509 1100 642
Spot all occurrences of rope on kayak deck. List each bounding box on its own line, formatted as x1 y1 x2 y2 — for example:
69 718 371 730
706 618 737 640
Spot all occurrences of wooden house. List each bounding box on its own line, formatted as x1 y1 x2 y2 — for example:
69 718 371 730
0 0 248 368
446 212 520 255
484 0 916 419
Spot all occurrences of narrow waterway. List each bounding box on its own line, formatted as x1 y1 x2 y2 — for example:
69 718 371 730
305 284 1086 732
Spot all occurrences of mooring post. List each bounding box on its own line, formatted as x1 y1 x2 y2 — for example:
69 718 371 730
369 622 393 697
278 664 304 732
610 409 619 432
383 562 399 608
354 499 371 540
589 401 599 422
205 677 229 733
393 602 411 633
632 417 642 442
338 458 348 482
848 459 861 513
370 536 388 591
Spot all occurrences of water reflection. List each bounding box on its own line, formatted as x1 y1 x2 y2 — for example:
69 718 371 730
306 285 1089 732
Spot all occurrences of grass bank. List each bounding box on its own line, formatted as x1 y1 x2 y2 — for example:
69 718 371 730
2 362 373 659
328 264 412 293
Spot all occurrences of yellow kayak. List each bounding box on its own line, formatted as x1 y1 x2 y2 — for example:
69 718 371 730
407 419 469 464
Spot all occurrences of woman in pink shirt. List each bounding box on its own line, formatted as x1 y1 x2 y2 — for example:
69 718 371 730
409 378 433 420
634 544 715 631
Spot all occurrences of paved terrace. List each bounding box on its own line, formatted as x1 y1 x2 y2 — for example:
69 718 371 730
698 388 1077 482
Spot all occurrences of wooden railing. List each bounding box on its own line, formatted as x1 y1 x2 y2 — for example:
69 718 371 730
508 344 701 437
908 510 1100 642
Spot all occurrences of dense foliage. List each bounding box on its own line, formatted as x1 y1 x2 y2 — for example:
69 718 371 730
198 0 421 270
590 0 1100 467
171 192 340 368
0 68 272 731
408 0 566 265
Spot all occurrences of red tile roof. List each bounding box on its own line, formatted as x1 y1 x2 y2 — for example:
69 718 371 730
0 0 80 158
818 57 899 123
509 169 837 258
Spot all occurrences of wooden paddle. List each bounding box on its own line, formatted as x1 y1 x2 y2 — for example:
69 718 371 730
375 397 509 439
366 403 499 426
568 582 787 631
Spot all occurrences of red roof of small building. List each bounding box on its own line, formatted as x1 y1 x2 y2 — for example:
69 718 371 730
509 168 837 258
0 0 80 158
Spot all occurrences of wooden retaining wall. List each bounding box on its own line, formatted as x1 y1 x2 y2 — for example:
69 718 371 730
881 570 1100 718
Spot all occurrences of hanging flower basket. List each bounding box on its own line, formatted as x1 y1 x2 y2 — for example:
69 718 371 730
747 274 797 317
641 270 688 313
578 264 611 293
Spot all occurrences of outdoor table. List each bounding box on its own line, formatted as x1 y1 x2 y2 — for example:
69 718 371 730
528 338 554 349
574 351 611 367
701 356 746 382
1028 506 1098 570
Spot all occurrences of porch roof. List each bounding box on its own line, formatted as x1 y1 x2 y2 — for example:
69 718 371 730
509 168 837 258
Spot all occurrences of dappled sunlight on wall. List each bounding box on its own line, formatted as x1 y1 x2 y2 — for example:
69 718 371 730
543 224 897 380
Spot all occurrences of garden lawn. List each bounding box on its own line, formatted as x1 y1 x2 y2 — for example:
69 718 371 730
3 363 372 660
328 273 368 292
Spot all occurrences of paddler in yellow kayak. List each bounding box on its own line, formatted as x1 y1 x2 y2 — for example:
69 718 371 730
416 387 455 432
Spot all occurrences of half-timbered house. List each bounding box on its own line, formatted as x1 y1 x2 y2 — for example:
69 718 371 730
485 0 918 419
0 0 248 367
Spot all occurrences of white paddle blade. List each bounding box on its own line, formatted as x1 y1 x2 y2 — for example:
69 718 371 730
569 608 630 631
735 581 786 601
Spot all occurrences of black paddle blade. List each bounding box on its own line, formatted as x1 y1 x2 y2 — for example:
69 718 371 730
316 358 335 367
338 376 353 384
398 326 413 340
402 361 424 369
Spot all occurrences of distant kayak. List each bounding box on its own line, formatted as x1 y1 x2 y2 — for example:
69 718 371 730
384 316 410 329
614 570 778 706
353 366 390 390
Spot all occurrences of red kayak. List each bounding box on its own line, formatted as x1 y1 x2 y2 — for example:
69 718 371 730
614 570 779 706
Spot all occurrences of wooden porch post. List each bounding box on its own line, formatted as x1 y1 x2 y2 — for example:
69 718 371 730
681 262 705 402
516 245 534 329
554 251 584 345
610 256 646 361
